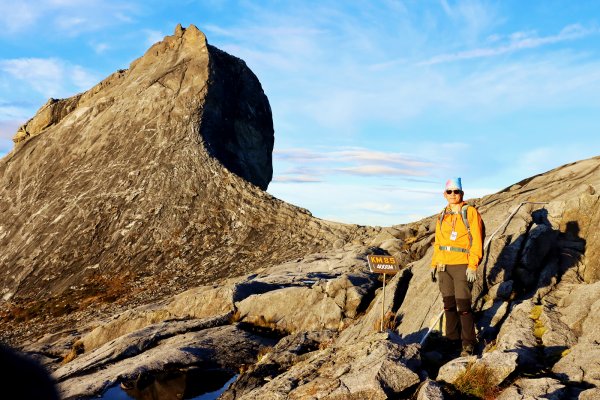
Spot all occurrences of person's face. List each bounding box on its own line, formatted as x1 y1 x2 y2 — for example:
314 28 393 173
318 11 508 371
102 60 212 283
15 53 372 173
444 188 463 205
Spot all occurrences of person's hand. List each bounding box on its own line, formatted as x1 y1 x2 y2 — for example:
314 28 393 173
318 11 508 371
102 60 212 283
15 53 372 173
466 268 477 283
431 267 437 283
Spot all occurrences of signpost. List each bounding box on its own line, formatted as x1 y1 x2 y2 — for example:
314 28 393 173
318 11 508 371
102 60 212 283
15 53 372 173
367 255 400 332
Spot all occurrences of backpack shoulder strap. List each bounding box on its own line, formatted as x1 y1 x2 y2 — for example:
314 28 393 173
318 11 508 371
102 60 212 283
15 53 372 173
461 204 472 249
439 207 449 226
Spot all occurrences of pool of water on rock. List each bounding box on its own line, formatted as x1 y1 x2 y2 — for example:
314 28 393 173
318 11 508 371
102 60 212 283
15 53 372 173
98 368 238 400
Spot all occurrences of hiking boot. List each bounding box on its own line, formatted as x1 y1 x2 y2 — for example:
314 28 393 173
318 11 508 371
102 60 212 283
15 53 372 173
460 344 474 357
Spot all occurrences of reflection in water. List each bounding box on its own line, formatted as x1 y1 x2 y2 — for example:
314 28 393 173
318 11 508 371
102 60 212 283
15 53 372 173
99 368 238 400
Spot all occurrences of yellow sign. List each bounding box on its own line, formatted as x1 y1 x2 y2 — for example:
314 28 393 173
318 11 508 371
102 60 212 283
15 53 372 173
367 255 400 275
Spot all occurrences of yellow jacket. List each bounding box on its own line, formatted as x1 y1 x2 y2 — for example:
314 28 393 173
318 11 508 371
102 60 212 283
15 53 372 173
431 202 483 271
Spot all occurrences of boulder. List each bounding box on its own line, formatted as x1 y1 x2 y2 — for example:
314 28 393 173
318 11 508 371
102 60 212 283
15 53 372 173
236 286 344 333
435 356 475 384
416 379 445 400
56 324 274 399
234 332 422 400
476 350 518 386
579 388 600 400
497 377 566 400
220 330 336 399
559 281 600 334
495 301 539 368
230 247 379 333
55 314 231 381
552 344 600 387
78 306 175 354
168 284 235 319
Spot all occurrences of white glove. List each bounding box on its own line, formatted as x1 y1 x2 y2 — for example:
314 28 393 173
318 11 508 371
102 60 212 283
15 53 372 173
466 269 477 283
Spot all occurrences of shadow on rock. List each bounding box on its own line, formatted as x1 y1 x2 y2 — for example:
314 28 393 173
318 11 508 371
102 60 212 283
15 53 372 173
0 344 59 400
474 206 585 346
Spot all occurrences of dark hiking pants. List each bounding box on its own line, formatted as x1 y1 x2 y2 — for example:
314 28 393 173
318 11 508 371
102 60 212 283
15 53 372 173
438 264 476 347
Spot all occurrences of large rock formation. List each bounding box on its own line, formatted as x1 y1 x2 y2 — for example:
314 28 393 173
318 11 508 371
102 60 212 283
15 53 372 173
0 25 369 342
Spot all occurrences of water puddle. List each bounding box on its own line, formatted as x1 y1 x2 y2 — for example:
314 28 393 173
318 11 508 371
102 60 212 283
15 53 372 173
98 368 238 400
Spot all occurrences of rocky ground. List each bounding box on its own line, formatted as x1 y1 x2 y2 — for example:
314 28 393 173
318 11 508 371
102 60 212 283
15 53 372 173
31 156 598 400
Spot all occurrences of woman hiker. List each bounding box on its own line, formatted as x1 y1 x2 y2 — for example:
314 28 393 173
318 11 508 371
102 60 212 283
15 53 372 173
431 177 484 356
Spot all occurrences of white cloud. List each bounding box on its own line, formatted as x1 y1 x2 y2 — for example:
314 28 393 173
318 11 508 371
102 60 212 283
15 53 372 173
420 24 595 65
272 175 322 183
203 24 235 38
275 147 432 167
440 0 500 42
0 119 22 157
0 1 40 34
0 119 22 140
144 29 165 47
274 147 434 181
71 65 99 90
333 149 433 168
0 0 139 37
1 58 64 97
202 5 600 137
55 16 87 30
0 104 31 121
92 42 110 54
0 58 99 98
336 165 427 177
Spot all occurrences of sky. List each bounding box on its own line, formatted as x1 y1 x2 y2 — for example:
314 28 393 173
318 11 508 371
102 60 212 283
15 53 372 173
1 1 600 226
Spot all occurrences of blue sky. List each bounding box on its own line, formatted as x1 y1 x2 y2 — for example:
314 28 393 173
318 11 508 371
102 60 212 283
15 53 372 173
1 1 600 226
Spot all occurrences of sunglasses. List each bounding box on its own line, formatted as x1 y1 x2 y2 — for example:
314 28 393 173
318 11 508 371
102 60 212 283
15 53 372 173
445 189 462 195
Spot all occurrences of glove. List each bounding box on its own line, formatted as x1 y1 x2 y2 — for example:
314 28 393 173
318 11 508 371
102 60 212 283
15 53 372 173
466 268 477 283
431 267 437 283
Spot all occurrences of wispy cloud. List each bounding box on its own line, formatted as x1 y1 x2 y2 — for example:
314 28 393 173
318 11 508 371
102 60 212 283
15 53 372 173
268 180 442 225
420 24 596 65
0 1 40 34
355 202 395 215
0 58 99 98
440 0 500 42
275 148 433 168
143 29 165 47
272 175 322 183
91 42 110 54
0 0 139 37
0 119 22 155
210 4 600 135
334 149 433 168
0 103 31 121
0 119 22 141
336 165 428 177
273 147 433 182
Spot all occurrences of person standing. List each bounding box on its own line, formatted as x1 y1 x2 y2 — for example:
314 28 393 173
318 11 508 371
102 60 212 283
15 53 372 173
431 177 483 356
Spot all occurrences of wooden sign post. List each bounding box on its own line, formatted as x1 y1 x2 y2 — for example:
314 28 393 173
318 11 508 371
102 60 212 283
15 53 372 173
367 255 400 332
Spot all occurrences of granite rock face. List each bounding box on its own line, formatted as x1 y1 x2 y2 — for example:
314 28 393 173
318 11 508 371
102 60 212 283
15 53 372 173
0 25 369 344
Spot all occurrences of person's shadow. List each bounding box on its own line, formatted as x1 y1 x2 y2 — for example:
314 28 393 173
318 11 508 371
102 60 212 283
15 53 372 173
473 207 585 346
